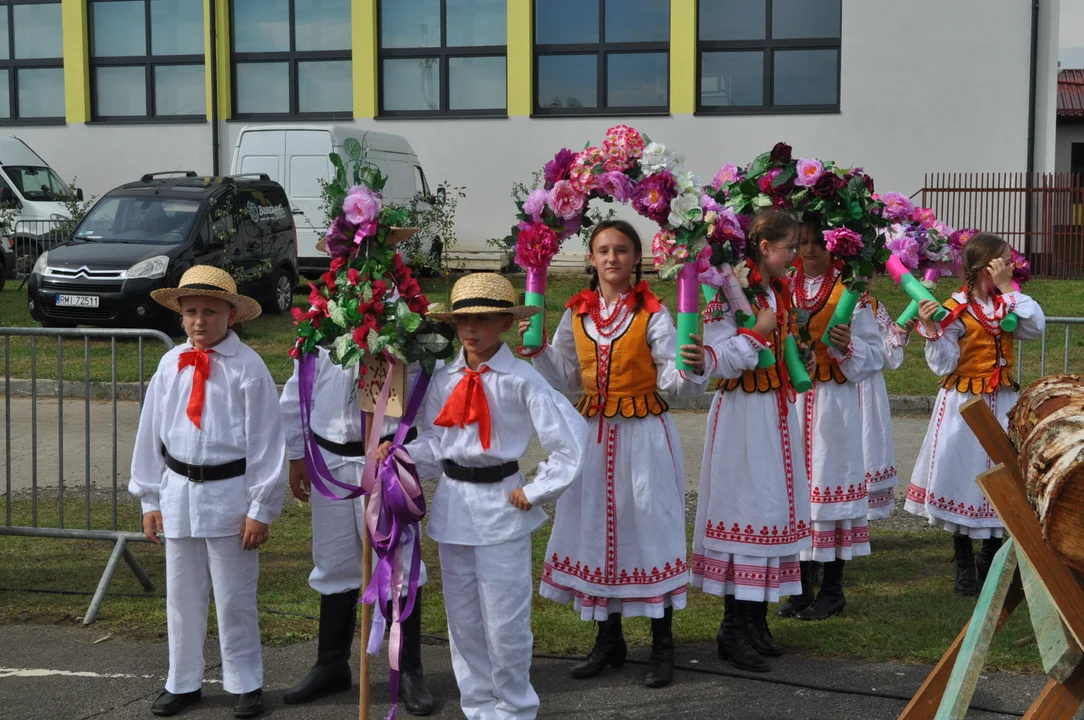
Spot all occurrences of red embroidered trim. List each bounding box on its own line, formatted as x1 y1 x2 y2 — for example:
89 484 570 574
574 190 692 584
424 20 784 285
777 383 798 532
604 422 619 578
811 525 870 549
540 572 688 605
690 555 801 588
868 490 894 508
906 488 998 520
703 519 811 546
926 391 950 482
811 484 869 504
543 558 690 587
804 381 817 487
865 467 898 483
737 327 769 348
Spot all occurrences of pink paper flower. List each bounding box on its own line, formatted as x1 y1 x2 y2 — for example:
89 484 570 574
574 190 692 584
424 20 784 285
794 159 824 188
602 125 646 171
881 192 914 222
758 168 783 194
886 235 920 270
547 180 586 221
523 188 548 221
823 227 865 257
910 206 937 228
1011 249 1031 284
652 229 677 269
632 171 678 226
598 171 635 202
569 146 604 195
712 163 740 191
515 222 560 269
695 244 713 273
343 185 382 237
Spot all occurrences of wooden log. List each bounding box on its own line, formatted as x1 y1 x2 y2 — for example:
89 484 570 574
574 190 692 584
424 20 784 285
1017 546 1084 683
1008 375 1084 449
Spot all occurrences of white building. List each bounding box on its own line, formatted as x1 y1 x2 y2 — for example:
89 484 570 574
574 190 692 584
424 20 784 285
5 0 1062 268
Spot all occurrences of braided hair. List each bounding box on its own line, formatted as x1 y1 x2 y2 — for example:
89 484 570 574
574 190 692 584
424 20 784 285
745 209 799 265
960 233 1009 303
588 220 645 312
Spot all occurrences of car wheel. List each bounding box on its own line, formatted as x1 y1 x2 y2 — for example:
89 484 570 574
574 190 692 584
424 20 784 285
14 241 39 276
265 268 293 314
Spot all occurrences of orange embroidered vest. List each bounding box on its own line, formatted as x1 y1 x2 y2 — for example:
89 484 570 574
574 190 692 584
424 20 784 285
718 283 789 394
570 300 668 419
804 276 848 384
941 298 1018 394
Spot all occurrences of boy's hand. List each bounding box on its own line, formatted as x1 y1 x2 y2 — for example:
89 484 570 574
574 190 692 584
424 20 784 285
918 300 941 336
800 342 817 375
142 511 164 545
375 440 393 462
680 333 705 374
901 319 917 342
288 459 311 503
828 324 851 351
242 517 270 551
509 488 533 511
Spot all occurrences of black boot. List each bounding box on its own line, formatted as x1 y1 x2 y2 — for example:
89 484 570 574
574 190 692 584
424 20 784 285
571 613 627 679
976 536 1003 587
796 559 846 621
151 689 202 716
953 535 979 597
284 589 358 704
777 561 816 617
643 607 675 688
746 601 783 657
717 597 770 672
397 589 435 716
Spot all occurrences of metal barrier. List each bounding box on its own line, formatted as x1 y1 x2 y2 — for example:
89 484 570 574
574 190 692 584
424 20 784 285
1015 317 1084 384
10 218 72 278
1 326 174 624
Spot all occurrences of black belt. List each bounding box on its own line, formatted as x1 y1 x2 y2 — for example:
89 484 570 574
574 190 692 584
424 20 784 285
442 459 520 484
162 446 246 483
313 427 419 458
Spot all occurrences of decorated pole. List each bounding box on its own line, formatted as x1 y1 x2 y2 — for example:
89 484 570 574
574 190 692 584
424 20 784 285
884 254 947 326
522 267 547 348
820 286 863 346
675 262 699 371
783 335 813 392
895 266 941 328
1000 280 1021 332
360 522 373 720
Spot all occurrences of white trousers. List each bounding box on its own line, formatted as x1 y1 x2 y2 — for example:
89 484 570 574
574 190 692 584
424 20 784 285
165 536 262 695
440 535 538 720
309 465 428 596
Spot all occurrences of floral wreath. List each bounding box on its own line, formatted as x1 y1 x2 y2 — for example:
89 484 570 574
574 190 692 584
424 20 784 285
290 137 455 375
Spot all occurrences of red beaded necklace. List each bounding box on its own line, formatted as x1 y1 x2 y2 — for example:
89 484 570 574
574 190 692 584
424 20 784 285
589 290 633 338
795 265 835 314
968 296 1002 336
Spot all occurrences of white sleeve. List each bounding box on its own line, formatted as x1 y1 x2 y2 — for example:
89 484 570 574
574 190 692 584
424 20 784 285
875 303 906 372
827 302 884 384
243 375 288 525
648 310 710 395
702 302 760 380
403 381 446 481
520 388 588 507
1002 291 1046 342
128 370 166 514
924 320 964 376
529 309 583 393
280 360 305 461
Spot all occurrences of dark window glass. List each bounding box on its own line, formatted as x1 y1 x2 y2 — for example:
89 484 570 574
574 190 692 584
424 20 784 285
772 48 837 106
233 0 289 52
447 0 505 47
448 55 506 110
534 0 598 45
152 0 208 55
698 0 764 41
604 0 669 43
771 0 840 39
607 52 667 108
700 51 763 107
0 0 64 122
537 55 597 109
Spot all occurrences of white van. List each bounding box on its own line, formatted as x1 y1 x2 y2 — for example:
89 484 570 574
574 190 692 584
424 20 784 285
0 137 78 278
229 125 432 276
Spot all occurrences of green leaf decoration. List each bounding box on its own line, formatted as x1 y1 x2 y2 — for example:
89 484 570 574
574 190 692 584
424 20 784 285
748 151 772 177
343 137 362 160
330 332 353 364
401 311 421 333
327 299 346 327
772 164 797 188
415 331 452 356
752 194 774 208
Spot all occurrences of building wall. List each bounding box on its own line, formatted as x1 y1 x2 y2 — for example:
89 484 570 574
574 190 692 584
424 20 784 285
1054 122 1084 174
5 0 1059 268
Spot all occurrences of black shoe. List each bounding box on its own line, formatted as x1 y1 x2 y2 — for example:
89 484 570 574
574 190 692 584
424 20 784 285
717 597 770 673
398 588 435 716
796 559 846 621
777 561 816 618
233 689 263 718
643 608 675 688
151 690 202 716
953 535 979 597
976 536 1003 587
571 613 627 679
284 589 358 704
746 601 784 657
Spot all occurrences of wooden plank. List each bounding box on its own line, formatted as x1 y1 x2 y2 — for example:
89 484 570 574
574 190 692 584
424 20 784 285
977 465 1084 651
935 541 1020 720
1017 546 1084 683
898 579 1025 720
959 396 1025 487
1023 665 1084 719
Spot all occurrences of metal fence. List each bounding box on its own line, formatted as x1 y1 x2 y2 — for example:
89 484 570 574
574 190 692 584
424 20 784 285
1015 317 1084 384
918 172 1084 279
9 218 72 279
1 326 174 624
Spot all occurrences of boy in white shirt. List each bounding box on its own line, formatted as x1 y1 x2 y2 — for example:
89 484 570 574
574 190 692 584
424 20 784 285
377 273 588 720
130 266 286 718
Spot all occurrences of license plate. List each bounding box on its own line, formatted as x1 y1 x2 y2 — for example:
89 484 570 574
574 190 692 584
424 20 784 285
56 294 99 308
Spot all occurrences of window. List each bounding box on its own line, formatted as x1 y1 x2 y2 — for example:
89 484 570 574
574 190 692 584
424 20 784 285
698 0 840 114
231 0 352 118
533 0 669 115
0 0 64 123
89 0 206 120
378 0 507 116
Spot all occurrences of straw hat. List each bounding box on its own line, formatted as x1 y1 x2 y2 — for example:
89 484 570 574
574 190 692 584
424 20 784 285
151 266 263 323
315 227 420 254
426 273 540 322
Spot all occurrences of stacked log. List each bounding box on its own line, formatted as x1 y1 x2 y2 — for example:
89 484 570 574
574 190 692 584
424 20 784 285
1008 375 1084 572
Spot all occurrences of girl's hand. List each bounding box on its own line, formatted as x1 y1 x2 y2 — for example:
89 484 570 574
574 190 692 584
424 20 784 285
752 307 777 338
987 257 1014 294
509 488 533 511
142 511 164 545
800 342 817 375
374 440 393 462
517 318 531 343
288 459 311 503
680 333 706 375
241 518 270 551
901 319 917 343
918 300 941 336
828 324 851 351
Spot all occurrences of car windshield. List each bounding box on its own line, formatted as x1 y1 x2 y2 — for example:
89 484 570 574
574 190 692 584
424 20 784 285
75 196 201 245
3 166 69 201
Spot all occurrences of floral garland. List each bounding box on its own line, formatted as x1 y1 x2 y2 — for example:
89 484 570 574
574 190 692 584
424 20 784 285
290 138 455 375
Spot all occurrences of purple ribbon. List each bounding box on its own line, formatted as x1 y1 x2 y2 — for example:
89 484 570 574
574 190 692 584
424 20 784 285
298 352 367 499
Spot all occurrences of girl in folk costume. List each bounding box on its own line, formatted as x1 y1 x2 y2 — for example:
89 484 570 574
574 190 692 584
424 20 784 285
695 210 814 673
519 220 709 689
782 219 884 622
905 233 1045 596
861 288 913 521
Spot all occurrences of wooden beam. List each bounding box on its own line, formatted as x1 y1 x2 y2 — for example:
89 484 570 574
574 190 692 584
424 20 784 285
1017 546 1084 683
1022 665 1084 719
959 396 1024 487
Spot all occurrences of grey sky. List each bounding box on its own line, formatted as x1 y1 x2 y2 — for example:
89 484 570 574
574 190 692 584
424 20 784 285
1062 0 1084 68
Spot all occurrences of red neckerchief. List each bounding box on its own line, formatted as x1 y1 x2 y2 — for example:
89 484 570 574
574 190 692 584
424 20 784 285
434 366 492 450
566 281 662 315
178 348 215 429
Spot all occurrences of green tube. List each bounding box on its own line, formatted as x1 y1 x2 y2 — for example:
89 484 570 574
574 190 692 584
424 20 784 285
522 291 546 348
1000 313 1019 332
820 287 862 346
702 283 719 305
783 336 812 393
898 274 948 322
741 313 776 370
675 312 699 372
897 299 920 328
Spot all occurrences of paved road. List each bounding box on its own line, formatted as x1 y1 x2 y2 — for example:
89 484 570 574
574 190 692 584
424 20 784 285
0 624 1068 720
0 396 931 500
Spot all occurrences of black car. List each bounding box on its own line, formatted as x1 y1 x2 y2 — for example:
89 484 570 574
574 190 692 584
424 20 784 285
27 172 297 331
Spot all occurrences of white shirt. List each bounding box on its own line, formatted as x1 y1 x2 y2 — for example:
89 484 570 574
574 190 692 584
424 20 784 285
128 331 287 538
280 348 430 469
872 300 907 372
406 343 588 546
799 273 884 384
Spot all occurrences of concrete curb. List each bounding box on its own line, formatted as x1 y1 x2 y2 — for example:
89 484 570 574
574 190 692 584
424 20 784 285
1 378 939 415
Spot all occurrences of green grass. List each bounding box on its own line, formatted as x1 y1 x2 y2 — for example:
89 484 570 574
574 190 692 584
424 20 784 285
1 275 1082 393
0 497 1042 671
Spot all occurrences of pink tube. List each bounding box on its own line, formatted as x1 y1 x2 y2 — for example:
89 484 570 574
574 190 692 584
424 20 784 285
526 266 547 294
719 264 753 317
885 254 908 284
678 262 698 313
1011 280 1020 292
923 268 940 284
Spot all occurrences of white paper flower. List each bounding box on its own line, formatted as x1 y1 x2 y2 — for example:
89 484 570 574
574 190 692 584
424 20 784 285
639 142 675 175
735 262 751 289
668 192 703 229
676 170 701 194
